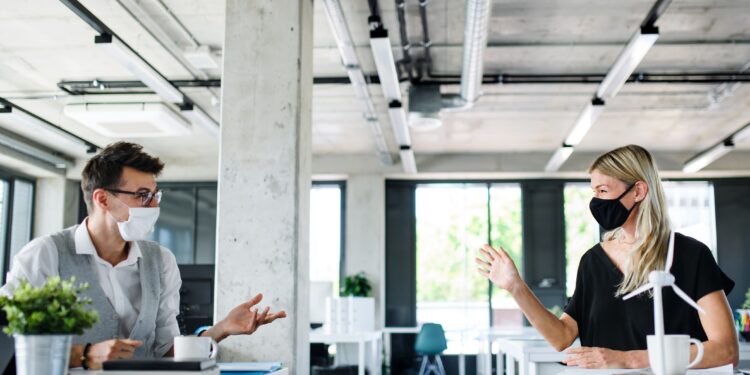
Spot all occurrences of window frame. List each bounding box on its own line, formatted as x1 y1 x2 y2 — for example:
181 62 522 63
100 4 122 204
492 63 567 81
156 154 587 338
0 168 36 284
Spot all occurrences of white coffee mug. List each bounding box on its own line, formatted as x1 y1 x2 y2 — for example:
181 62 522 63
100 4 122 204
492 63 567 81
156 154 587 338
647 334 704 375
174 336 218 360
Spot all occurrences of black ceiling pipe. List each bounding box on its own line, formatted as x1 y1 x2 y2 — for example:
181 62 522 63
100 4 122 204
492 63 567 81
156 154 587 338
57 72 750 95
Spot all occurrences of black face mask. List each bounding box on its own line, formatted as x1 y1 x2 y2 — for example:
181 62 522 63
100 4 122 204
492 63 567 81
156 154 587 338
589 183 638 231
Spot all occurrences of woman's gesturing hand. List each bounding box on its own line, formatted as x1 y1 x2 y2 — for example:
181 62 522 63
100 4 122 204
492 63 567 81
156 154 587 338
476 244 522 292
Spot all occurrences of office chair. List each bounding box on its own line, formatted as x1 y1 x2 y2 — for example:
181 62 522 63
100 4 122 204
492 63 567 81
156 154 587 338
414 323 448 375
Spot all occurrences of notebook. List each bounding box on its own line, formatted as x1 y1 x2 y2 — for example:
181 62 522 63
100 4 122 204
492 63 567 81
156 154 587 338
218 362 282 373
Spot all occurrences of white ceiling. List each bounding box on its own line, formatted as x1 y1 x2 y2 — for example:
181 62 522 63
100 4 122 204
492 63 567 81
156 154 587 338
1 0 749 179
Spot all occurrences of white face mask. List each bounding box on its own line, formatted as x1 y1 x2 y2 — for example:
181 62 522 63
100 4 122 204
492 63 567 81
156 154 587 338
111 206 160 241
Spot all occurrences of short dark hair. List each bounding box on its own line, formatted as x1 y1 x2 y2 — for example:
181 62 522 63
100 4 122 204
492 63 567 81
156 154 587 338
81 142 164 212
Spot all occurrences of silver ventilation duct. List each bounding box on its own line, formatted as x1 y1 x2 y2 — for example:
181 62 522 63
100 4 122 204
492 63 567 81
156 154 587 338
459 0 492 106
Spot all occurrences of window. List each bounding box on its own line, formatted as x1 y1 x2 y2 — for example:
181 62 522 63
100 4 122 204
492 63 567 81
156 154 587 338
415 183 523 354
148 183 217 265
662 181 717 256
489 184 524 328
564 183 600 297
309 183 344 291
309 183 344 325
0 175 35 283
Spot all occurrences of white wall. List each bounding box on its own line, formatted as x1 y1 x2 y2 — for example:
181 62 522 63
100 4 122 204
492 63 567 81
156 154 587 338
33 177 79 237
344 174 386 328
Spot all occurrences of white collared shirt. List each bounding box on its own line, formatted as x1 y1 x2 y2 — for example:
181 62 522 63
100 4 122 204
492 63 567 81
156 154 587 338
0 219 181 356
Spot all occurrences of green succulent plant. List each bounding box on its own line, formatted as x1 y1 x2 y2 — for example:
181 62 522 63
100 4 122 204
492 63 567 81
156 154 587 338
340 272 372 297
0 276 98 335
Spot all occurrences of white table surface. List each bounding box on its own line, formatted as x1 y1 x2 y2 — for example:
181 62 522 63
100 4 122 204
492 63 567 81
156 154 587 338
555 364 733 375
309 329 382 375
496 337 748 375
476 327 545 375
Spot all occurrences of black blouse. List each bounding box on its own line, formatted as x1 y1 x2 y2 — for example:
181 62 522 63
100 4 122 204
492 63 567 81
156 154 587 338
564 232 735 351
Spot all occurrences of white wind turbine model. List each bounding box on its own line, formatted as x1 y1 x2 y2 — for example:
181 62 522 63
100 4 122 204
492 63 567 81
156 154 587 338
622 231 706 375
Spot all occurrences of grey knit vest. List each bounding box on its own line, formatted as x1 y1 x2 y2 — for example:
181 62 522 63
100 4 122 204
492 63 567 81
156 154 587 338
51 225 163 358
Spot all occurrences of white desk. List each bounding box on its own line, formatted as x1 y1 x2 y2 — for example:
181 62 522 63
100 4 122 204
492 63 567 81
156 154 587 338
553 364 733 375
741 342 750 360
309 329 382 375
476 327 541 375
495 337 580 375
496 339 750 375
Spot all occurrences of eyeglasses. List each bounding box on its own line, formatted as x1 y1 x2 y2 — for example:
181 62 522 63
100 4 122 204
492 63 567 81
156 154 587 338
106 188 162 207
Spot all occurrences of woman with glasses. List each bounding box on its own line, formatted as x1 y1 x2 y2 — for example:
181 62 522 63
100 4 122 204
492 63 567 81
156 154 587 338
477 145 737 369
0 142 286 369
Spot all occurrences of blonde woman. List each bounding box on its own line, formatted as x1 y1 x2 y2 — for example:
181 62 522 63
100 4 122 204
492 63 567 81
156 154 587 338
476 145 738 369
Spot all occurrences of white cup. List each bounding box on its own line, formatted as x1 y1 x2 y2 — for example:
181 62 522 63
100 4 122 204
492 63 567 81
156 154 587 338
174 336 218 360
647 334 704 375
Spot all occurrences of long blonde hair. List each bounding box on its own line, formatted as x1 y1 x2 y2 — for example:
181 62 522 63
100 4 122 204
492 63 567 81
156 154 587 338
588 145 672 297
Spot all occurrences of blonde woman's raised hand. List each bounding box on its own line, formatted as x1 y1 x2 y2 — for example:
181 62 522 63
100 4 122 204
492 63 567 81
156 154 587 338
476 244 522 292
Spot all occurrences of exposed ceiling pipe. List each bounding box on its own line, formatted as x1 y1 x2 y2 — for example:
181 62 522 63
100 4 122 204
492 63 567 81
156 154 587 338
56 71 750 95
458 0 492 107
322 0 393 166
393 0 415 82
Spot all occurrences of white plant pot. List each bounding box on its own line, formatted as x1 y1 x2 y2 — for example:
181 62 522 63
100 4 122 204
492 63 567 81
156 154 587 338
13 334 72 375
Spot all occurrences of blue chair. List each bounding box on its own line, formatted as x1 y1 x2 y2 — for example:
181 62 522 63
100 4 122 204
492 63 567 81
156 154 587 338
415 323 448 375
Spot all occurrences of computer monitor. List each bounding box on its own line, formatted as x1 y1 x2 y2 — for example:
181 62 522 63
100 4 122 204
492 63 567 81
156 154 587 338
177 264 215 335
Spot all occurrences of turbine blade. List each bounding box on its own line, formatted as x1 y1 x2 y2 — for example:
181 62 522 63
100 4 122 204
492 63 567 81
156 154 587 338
623 283 654 300
672 285 706 314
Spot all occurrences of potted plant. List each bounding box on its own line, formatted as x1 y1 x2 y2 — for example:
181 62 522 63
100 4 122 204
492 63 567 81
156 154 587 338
340 272 372 298
0 277 98 375
334 273 375 333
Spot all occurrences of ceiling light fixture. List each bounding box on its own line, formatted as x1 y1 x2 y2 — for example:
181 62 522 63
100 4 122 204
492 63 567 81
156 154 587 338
369 17 402 102
0 101 98 154
400 146 417 174
180 103 219 137
95 34 184 103
682 140 734 173
564 97 606 146
545 145 574 173
64 102 191 138
387 101 412 146
597 26 659 100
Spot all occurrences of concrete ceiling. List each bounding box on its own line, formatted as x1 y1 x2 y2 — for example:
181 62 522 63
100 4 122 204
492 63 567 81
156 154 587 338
1 0 749 179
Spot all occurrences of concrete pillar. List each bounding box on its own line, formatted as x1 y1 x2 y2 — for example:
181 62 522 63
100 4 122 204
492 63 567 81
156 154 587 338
345 175 386 328
214 1 312 374
33 178 80 237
